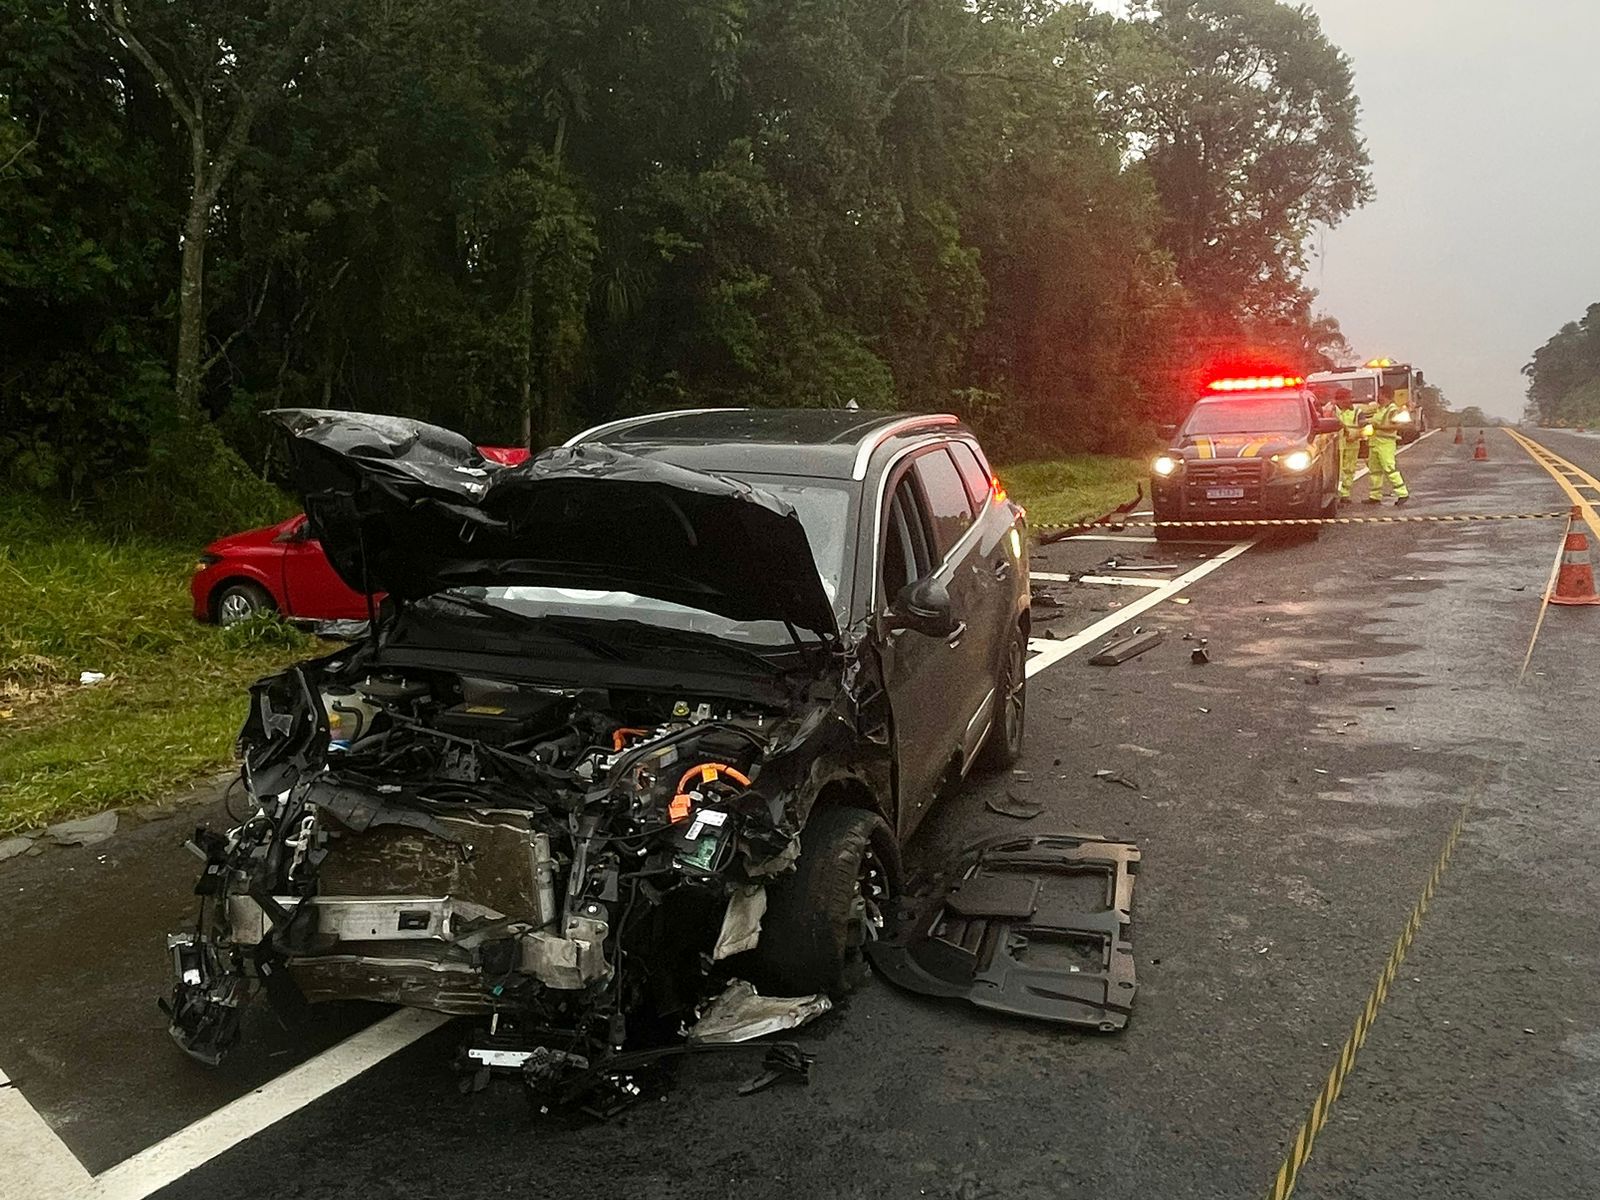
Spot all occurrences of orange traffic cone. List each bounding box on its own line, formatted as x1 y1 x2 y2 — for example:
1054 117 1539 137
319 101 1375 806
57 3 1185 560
1453 427 1464 444
1549 508 1600 606
1473 433 1488 460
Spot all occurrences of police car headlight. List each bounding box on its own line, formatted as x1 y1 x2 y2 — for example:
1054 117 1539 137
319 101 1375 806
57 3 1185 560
1281 450 1312 473
1153 455 1179 477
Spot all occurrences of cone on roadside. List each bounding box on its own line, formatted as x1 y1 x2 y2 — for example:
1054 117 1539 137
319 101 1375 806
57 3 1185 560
1473 433 1488 460
1549 507 1600 606
1453 427 1464 444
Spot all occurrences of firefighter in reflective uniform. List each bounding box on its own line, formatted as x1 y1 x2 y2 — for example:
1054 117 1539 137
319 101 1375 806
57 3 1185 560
1364 385 1410 505
1333 387 1366 503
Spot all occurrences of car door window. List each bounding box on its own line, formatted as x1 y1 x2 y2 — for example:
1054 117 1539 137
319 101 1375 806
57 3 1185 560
881 474 933 606
911 448 975 559
947 442 993 511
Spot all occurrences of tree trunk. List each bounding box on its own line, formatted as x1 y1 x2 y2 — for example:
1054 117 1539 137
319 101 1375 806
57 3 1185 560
518 258 536 448
175 128 210 418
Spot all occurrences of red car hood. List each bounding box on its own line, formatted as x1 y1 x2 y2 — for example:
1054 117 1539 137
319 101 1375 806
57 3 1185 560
203 516 302 556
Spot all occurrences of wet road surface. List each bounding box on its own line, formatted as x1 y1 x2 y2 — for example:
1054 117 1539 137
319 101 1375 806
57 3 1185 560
3 427 1598 1200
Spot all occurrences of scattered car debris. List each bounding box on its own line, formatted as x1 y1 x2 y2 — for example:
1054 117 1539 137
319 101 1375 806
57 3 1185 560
1097 559 1178 573
738 1044 815 1095
1094 769 1139 791
43 810 118 846
1029 588 1065 609
1191 647 1210 664
866 833 1139 1030
78 670 107 686
985 791 1045 820
1090 629 1165 666
1172 597 1191 605
686 980 831 1045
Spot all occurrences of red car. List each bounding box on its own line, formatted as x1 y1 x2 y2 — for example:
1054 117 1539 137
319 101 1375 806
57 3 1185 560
193 445 530 625
192 513 374 626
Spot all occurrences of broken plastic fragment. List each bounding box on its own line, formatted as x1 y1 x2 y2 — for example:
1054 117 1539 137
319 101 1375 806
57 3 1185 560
686 980 831 1045
711 885 767 961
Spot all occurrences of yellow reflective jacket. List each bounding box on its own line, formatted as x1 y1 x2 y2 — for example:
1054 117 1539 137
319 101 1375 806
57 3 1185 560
1369 402 1405 441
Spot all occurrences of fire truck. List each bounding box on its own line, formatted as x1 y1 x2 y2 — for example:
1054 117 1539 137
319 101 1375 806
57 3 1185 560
1306 359 1428 445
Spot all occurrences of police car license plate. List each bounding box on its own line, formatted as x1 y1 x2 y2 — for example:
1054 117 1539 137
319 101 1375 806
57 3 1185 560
1206 487 1245 499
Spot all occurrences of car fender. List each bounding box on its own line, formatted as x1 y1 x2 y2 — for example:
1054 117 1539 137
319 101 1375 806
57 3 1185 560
202 564 285 617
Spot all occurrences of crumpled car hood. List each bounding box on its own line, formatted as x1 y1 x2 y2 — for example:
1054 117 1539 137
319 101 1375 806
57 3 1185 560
271 409 839 638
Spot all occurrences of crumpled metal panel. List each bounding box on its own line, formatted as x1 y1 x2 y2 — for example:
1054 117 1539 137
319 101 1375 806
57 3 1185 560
866 833 1139 1031
269 408 839 637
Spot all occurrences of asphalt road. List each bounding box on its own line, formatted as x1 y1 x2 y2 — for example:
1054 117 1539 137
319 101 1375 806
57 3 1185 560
3 427 1598 1200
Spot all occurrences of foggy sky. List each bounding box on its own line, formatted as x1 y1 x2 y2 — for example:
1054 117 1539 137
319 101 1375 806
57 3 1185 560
1088 0 1600 419
1307 0 1600 419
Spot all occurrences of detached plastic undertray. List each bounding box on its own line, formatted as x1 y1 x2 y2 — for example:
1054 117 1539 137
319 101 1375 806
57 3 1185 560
866 833 1139 1031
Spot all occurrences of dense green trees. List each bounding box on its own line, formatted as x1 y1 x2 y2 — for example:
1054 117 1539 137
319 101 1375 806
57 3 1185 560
1524 303 1600 428
1 0 1372 529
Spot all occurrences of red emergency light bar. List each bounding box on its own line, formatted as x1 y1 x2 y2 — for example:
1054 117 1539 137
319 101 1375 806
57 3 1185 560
1204 375 1305 392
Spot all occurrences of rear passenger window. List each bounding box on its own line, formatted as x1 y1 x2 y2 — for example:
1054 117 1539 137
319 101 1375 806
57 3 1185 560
912 449 974 557
947 442 993 511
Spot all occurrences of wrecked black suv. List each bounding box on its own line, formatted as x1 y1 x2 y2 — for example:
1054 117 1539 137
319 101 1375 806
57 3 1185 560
166 407 1030 1094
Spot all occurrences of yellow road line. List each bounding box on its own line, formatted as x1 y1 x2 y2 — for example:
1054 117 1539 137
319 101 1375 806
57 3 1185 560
1265 782 1480 1200
1505 428 1600 539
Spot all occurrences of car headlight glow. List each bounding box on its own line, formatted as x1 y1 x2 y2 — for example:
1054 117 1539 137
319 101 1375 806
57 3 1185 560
1281 450 1312 473
1153 455 1179 477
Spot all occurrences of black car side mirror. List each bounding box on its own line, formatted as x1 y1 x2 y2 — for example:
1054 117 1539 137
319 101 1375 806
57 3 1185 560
1313 417 1342 435
886 577 959 639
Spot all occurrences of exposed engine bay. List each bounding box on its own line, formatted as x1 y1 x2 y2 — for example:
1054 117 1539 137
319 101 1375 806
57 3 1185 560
166 651 843 1097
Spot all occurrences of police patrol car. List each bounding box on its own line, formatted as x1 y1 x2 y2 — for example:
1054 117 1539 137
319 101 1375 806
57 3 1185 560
1150 375 1343 539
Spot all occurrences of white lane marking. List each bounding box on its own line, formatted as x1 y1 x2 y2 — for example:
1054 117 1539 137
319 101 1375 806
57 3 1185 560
1032 571 1167 589
1026 540 1256 678
90 1010 448 1200
0 1065 95 1198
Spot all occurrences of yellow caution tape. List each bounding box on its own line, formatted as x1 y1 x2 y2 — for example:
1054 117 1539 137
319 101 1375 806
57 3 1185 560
1035 511 1568 536
1264 784 1478 1200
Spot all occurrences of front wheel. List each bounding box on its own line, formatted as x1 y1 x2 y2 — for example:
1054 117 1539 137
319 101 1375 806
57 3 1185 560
750 806 900 997
213 581 274 626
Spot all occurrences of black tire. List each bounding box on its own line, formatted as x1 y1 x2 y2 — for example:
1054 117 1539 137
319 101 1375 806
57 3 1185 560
977 622 1026 771
213 581 274 626
750 805 900 997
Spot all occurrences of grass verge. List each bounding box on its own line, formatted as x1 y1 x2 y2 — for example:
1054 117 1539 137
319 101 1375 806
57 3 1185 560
999 454 1149 530
0 499 314 835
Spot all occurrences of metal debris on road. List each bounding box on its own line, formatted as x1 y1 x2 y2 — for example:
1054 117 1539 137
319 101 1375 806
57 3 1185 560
986 791 1045 820
1191 647 1210 664
1094 769 1140 791
1090 629 1165 666
686 980 832 1046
